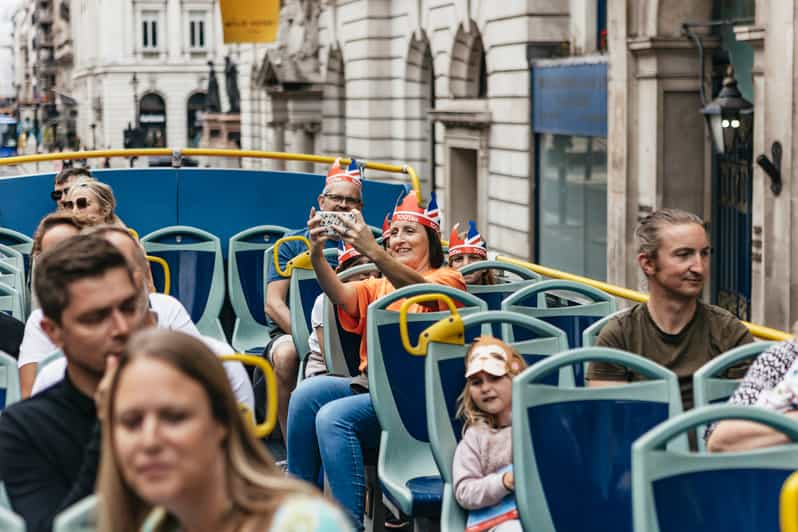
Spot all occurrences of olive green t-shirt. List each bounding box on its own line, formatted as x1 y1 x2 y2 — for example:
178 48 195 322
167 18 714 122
586 301 754 409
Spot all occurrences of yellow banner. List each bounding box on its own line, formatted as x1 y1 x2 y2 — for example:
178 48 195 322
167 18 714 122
219 0 280 43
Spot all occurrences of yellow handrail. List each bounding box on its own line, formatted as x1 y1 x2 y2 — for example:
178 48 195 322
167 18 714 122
399 294 464 356
496 255 792 342
219 354 277 439
272 235 312 278
782 471 798 532
0 148 423 199
146 255 171 295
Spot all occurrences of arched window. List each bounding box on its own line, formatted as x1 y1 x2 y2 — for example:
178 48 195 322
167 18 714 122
450 21 488 99
187 92 206 147
139 93 166 147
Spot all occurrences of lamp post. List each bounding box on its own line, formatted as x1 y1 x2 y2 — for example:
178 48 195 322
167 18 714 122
90 122 96 150
701 65 754 156
130 73 139 127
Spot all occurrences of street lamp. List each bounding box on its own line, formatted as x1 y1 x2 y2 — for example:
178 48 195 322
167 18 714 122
701 65 753 155
90 122 96 150
130 73 139 127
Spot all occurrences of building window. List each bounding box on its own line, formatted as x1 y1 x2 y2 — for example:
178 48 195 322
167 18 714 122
537 134 608 280
189 12 206 49
532 62 608 280
141 11 158 50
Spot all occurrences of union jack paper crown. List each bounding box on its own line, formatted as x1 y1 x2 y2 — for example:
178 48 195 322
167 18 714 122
391 190 440 233
381 212 392 240
326 158 362 187
338 239 361 264
448 220 487 258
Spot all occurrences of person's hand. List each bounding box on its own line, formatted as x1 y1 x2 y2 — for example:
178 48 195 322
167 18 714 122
502 471 514 491
95 355 119 422
334 209 380 258
307 207 334 252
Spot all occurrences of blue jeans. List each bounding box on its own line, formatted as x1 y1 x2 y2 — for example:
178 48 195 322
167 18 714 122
287 375 380 531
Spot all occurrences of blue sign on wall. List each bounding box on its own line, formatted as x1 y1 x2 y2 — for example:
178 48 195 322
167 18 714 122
532 62 608 137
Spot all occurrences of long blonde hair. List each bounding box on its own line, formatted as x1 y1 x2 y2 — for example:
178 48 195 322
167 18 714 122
455 336 526 433
96 329 319 532
66 177 126 227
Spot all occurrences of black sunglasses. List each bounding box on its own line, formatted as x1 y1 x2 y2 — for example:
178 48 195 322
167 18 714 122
51 187 69 201
61 197 91 210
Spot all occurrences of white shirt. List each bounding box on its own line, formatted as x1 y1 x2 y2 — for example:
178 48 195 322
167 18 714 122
31 335 255 411
18 293 201 368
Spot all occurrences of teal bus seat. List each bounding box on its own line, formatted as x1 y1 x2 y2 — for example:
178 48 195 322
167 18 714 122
0 244 25 284
503 279 616 385
0 228 33 282
0 262 27 317
228 225 290 353
632 405 798 532
287 248 338 384
0 282 24 320
0 481 10 509
368 284 487 522
692 341 776 450
460 260 541 335
0 350 21 412
53 494 97 532
0 504 24 532
141 226 226 342
424 310 570 532
581 309 626 347
513 347 685 532
322 263 380 377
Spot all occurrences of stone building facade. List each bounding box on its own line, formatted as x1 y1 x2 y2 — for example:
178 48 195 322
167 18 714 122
70 0 230 152
237 0 609 263
606 0 797 330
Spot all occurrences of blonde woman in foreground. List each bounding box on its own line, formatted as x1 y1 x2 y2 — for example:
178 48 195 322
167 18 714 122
97 328 352 532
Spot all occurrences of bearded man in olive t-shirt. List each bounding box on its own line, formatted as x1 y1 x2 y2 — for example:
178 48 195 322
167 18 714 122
587 209 753 409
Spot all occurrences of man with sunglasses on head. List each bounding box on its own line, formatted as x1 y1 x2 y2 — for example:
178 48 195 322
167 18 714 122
264 158 363 446
51 167 93 210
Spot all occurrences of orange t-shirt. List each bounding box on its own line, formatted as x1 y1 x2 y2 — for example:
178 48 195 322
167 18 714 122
337 267 466 372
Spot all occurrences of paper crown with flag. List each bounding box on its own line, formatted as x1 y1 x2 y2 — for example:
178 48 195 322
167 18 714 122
448 220 487 258
337 239 361 265
381 212 392 240
326 157 362 187
392 190 441 232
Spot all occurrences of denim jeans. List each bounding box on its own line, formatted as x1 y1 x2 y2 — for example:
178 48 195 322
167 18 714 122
287 375 380 531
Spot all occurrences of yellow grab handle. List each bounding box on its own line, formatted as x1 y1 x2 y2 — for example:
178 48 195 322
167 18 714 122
399 293 463 356
273 235 311 278
146 255 171 295
781 471 798 532
127 228 140 240
219 354 278 439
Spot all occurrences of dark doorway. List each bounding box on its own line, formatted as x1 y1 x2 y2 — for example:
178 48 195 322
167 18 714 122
139 93 167 147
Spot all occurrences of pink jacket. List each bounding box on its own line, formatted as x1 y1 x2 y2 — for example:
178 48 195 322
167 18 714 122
452 423 512 510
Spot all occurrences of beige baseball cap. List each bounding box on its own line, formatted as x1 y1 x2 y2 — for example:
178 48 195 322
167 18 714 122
465 340 511 378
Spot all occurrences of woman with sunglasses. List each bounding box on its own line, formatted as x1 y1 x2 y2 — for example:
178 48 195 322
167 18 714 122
63 177 126 226
50 167 93 209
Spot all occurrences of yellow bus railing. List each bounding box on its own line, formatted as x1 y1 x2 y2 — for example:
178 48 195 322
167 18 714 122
399 294 463 356
272 235 312 278
782 471 798 532
219 354 277 439
496 255 792 342
146 255 171 295
0 148 423 200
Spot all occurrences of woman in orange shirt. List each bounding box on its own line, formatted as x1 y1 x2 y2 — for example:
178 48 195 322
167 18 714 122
286 191 464 530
